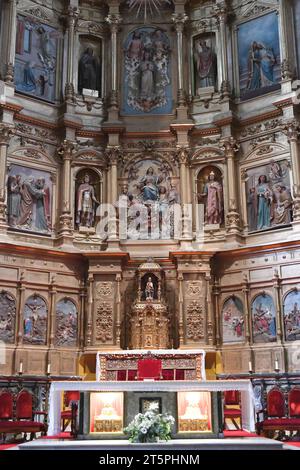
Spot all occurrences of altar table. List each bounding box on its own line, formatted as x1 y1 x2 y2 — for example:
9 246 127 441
48 380 255 436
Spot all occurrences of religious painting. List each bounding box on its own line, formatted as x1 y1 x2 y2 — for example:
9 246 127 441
123 27 172 115
139 397 162 414
89 392 124 433
245 160 292 232
222 296 245 344
193 34 217 93
15 15 59 103
294 1 300 77
23 295 48 345
177 392 212 433
55 299 78 347
251 294 276 343
78 35 101 96
283 290 300 342
121 159 179 240
75 169 101 230
197 166 224 226
7 164 52 234
0 291 16 344
237 12 281 100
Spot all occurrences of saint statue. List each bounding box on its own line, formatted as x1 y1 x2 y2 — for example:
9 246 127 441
139 167 163 202
78 47 101 94
256 175 272 230
76 174 99 228
200 171 223 225
271 183 292 226
194 39 217 89
145 277 154 300
7 175 21 226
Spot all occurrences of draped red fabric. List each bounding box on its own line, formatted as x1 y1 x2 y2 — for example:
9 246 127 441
224 390 240 405
137 358 162 380
289 388 300 417
175 369 185 380
162 369 174 380
117 370 127 381
128 370 137 381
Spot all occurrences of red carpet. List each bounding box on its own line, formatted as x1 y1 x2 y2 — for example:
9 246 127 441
0 443 19 450
224 430 258 438
42 432 74 440
285 442 300 448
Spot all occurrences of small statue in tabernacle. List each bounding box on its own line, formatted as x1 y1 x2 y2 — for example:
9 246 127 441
76 174 99 228
145 276 154 300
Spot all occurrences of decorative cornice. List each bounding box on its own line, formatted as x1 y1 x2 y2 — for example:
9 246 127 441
239 109 282 128
0 103 23 114
15 113 58 130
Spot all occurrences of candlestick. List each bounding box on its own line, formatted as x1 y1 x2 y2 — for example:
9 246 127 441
248 361 253 373
47 363 51 375
19 361 23 375
275 359 279 371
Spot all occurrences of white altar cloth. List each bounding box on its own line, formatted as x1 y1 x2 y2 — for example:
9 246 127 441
96 349 206 381
48 379 255 436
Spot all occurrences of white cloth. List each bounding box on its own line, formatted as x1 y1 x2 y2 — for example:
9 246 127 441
48 379 255 436
96 349 206 381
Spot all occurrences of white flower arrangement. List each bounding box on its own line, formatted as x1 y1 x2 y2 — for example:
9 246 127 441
124 402 175 443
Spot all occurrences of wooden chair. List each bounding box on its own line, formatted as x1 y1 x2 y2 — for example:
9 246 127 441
61 391 80 435
136 358 162 381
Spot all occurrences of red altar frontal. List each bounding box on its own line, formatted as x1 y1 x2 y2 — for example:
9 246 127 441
96 349 206 382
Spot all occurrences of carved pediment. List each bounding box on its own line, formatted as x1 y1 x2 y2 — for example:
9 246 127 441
191 146 224 164
242 142 289 162
237 1 277 20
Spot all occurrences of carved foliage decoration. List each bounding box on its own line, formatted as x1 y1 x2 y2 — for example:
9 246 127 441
96 302 113 343
186 300 204 341
0 291 16 344
186 281 203 298
55 298 78 347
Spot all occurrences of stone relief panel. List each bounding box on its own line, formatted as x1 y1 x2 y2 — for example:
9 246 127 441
15 14 60 103
251 294 276 343
237 11 281 100
23 295 48 345
0 291 16 344
123 27 172 115
55 298 78 347
283 290 300 342
245 159 292 232
7 164 52 234
222 296 245 344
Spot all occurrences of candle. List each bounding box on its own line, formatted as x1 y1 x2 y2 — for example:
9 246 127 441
47 363 51 375
275 359 279 371
19 361 23 374
248 361 252 372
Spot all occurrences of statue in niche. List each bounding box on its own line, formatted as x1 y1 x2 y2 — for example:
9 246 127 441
256 175 272 230
7 175 21 226
78 47 101 94
76 174 99 228
194 38 217 89
145 276 154 300
272 183 292 226
139 167 163 202
199 171 223 225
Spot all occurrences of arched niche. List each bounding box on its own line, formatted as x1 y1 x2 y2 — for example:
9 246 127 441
77 34 102 97
55 298 78 347
23 295 48 345
221 296 245 344
0 291 16 344
196 165 224 226
251 293 276 344
192 32 218 95
283 290 300 342
74 168 101 230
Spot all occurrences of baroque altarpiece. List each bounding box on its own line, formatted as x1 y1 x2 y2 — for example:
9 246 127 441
0 0 300 380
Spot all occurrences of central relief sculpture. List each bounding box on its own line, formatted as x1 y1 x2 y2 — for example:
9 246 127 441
124 27 171 114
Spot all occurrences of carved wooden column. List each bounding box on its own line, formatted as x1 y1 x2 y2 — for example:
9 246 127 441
86 274 94 346
214 1 230 97
105 147 121 248
177 147 188 205
279 0 295 83
4 0 17 82
283 121 300 221
79 280 86 349
16 271 25 346
58 140 76 235
65 6 79 100
178 273 184 346
273 269 283 344
242 273 251 345
0 124 14 225
205 274 214 345
213 278 221 348
48 275 57 348
172 12 188 107
105 6 122 118
221 137 241 234
115 273 121 347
